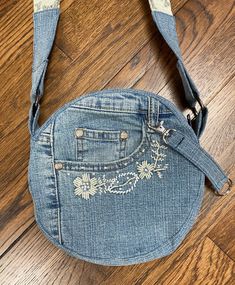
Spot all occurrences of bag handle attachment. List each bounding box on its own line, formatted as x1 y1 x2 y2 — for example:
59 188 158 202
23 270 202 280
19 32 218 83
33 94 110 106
148 121 233 195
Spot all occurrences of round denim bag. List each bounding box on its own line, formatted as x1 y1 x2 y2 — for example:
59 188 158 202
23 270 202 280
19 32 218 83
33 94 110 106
28 1 232 266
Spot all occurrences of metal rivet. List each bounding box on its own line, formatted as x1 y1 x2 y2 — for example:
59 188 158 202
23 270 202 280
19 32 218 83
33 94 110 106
75 128 84 138
120 131 128 140
54 163 63 170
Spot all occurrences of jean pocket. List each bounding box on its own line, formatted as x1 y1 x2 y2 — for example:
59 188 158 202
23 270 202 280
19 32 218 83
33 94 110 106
75 127 128 162
52 107 147 169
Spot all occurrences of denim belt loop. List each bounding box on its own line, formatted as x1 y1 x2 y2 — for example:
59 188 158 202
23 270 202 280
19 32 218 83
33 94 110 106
147 96 159 128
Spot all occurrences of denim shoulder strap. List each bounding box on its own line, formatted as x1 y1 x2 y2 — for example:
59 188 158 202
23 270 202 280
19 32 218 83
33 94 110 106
149 1 208 137
29 1 60 134
29 0 207 136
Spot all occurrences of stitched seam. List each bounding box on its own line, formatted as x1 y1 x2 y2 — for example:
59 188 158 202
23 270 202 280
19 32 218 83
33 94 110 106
34 8 59 14
75 128 121 141
156 101 160 125
77 128 121 134
70 104 174 115
70 105 149 114
32 59 48 73
51 120 62 244
187 140 226 182
31 89 197 141
77 137 120 142
176 137 227 189
150 97 154 126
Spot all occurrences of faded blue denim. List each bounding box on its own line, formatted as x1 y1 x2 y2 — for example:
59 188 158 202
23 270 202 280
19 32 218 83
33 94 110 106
28 89 227 265
28 1 230 266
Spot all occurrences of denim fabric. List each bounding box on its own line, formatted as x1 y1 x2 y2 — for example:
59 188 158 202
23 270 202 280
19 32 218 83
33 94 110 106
29 89 208 265
28 1 229 266
151 11 208 136
31 9 60 103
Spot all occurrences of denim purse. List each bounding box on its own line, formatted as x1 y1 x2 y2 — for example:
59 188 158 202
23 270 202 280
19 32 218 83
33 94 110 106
28 0 232 266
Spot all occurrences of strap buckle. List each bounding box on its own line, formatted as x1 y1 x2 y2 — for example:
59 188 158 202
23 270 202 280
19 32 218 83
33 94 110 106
190 97 206 122
187 98 208 137
214 178 233 196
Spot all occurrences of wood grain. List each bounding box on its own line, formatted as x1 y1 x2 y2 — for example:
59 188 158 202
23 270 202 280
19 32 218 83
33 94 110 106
0 0 234 284
141 238 235 285
208 205 235 261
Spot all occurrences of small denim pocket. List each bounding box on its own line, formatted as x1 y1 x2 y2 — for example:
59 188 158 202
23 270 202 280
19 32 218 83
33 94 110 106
75 127 128 162
51 104 147 168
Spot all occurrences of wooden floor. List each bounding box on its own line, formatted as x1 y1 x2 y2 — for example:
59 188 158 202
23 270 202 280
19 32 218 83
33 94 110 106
0 0 235 284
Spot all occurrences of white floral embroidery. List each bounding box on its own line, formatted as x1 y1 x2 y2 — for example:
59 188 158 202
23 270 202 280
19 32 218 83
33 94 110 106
104 172 139 194
73 173 98 200
149 139 168 178
137 161 155 179
34 0 60 13
148 0 172 15
73 139 168 199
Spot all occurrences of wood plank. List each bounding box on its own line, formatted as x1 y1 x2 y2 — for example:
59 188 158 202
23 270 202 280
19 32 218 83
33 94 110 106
55 0 187 60
0 171 34 258
2 222 234 284
0 44 71 101
0 0 73 68
107 0 234 110
101 239 235 285
39 0 187 124
0 0 32 68
208 206 235 261
139 238 235 285
0 0 21 18
0 0 73 19
134 0 235 105
0 0 187 255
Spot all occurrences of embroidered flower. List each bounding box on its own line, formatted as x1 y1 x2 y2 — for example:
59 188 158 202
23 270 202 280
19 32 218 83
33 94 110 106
137 160 155 179
73 173 98 200
73 139 168 199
